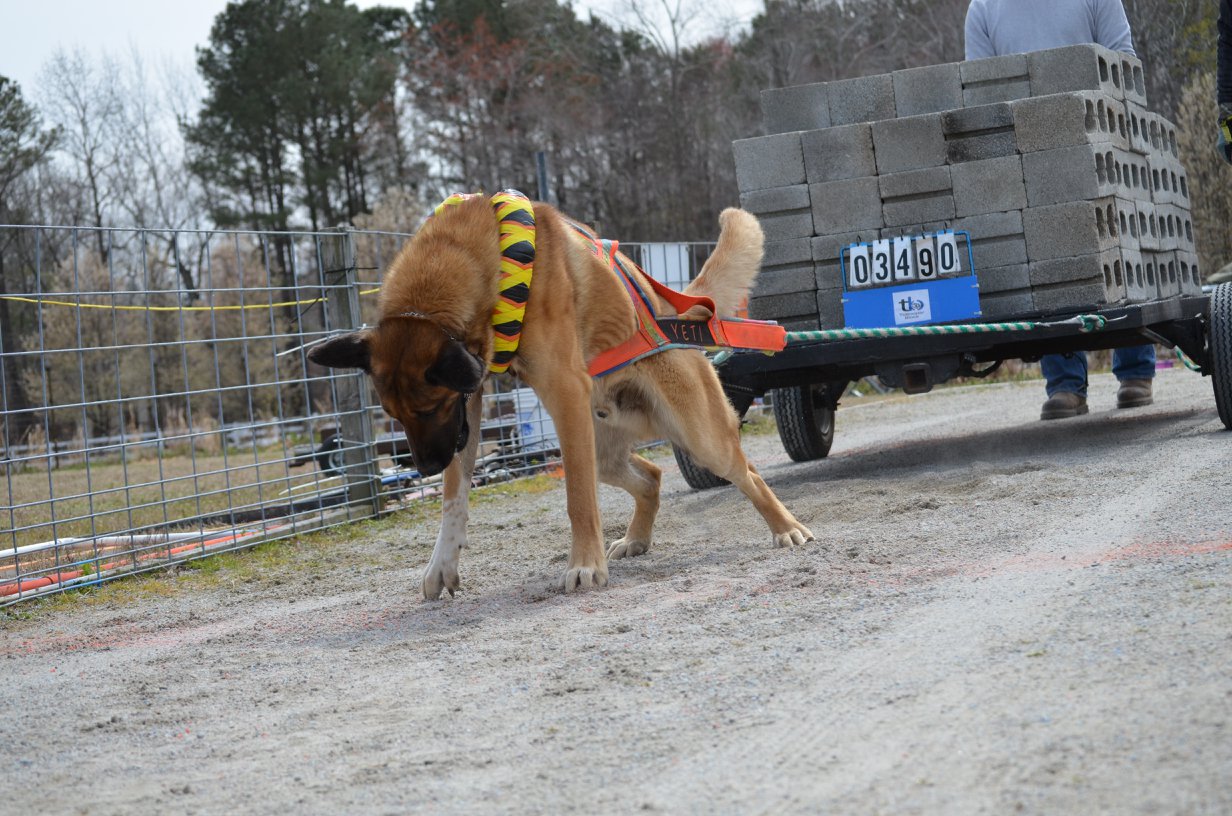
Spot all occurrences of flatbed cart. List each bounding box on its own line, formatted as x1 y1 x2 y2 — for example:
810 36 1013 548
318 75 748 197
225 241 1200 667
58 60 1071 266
672 287 1232 489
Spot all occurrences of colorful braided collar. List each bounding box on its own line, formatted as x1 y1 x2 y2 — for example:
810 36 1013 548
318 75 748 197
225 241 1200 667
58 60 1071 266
432 190 536 374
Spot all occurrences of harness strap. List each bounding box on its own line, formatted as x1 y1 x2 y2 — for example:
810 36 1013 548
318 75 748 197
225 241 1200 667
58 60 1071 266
569 226 786 378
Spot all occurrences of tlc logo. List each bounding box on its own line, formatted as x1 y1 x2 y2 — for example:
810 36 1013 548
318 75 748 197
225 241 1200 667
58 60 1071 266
892 289 932 325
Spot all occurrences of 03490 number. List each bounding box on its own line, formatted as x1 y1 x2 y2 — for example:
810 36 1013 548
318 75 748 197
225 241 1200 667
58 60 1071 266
846 231 961 290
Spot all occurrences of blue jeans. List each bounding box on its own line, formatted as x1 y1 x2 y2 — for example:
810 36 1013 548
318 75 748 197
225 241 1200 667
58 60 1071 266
1041 345 1156 397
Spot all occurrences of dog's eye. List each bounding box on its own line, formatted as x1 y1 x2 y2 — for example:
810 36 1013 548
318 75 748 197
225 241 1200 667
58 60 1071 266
414 400 447 420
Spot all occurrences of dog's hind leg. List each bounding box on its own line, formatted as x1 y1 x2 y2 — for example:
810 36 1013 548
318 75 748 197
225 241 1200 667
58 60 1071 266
597 425 662 559
421 392 484 600
662 360 814 549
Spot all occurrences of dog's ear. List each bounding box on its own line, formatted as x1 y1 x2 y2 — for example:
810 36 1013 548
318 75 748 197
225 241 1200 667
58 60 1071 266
308 332 372 373
426 339 485 394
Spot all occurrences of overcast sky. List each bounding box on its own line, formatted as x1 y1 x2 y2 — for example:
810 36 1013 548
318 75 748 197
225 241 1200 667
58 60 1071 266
0 0 765 99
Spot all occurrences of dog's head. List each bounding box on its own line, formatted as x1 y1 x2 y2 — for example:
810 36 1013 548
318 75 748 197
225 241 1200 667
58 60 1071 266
309 318 485 477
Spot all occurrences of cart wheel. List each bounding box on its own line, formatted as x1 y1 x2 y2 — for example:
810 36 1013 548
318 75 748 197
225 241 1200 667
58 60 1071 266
314 434 346 476
672 444 730 490
1211 283 1232 430
772 384 836 462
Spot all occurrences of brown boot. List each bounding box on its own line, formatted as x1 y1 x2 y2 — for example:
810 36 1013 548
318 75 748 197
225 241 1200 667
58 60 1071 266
1041 391 1088 420
1116 378 1154 409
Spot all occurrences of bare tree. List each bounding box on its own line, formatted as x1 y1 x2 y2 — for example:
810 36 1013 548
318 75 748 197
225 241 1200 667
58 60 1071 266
38 48 124 260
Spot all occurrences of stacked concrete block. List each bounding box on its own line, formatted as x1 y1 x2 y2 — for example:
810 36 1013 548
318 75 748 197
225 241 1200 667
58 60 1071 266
739 43 1202 329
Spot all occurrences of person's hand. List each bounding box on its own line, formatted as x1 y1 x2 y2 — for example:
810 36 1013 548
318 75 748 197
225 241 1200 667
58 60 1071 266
1220 106 1232 164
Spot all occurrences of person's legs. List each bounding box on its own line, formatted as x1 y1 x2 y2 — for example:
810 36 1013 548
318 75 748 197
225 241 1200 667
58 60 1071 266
1112 344 1156 380
1041 352 1088 396
1039 352 1089 419
1113 344 1155 408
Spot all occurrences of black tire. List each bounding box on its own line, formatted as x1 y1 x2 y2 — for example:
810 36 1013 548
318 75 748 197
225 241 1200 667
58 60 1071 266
1211 283 1232 429
772 383 836 462
672 444 730 490
314 434 347 475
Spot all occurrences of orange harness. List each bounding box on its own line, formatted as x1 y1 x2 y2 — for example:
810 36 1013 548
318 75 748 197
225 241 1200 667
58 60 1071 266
573 228 787 378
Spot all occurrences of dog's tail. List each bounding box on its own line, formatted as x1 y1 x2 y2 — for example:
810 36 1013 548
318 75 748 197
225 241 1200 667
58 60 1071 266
682 208 764 319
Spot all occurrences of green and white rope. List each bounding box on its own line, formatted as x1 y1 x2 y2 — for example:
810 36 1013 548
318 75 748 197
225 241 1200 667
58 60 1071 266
706 314 1110 366
782 313 1108 345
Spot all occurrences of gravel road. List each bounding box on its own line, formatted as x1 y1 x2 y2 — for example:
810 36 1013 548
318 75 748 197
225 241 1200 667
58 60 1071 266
3 365 1230 815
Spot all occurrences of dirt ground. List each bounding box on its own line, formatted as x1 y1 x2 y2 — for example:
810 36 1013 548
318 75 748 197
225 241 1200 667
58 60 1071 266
2 365 1230 815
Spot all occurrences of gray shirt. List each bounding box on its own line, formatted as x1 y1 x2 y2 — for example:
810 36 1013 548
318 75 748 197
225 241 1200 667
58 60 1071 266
964 0 1136 59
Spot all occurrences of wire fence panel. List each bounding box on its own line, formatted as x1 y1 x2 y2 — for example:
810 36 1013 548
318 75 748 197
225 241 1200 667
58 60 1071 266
0 225 713 604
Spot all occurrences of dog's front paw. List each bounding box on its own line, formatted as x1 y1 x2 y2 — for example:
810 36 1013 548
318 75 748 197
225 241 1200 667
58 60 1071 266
606 537 651 560
560 562 609 592
773 524 814 548
422 563 461 600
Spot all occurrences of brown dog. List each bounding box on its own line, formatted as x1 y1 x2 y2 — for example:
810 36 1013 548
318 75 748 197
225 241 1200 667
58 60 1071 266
310 196 812 598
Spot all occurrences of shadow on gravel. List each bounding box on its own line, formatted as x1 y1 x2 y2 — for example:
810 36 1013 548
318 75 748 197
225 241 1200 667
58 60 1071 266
761 405 1220 485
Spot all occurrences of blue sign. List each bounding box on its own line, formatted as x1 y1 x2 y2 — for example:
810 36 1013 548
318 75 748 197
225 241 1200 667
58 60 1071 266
839 230 982 329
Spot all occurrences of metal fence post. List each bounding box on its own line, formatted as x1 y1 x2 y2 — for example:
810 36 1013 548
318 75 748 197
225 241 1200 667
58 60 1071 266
321 229 382 519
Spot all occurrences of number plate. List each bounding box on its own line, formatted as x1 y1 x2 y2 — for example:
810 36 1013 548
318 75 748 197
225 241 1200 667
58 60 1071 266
840 229 980 329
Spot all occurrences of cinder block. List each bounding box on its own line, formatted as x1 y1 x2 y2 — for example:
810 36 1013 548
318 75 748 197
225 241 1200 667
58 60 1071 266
1028 44 1126 99
942 102 1017 163
1032 280 1122 312
1118 53 1148 108
1022 145 1121 207
961 54 1031 106
758 238 816 297
1125 102 1154 156
1029 247 1128 309
740 185 813 242
1155 157 1190 208
879 167 955 228
1151 156 1191 207
1119 247 1154 301
1023 198 1120 261
811 177 883 235
763 236 813 268
1177 249 1203 295
980 289 1035 318
976 263 1030 294
880 223 950 240
1134 200 1160 251
802 124 876 183
893 63 963 116
1155 204 1181 251
1150 250 1184 299
749 291 818 322
827 73 896 127
1148 155 1175 205
760 84 831 135
1178 208 1195 252
741 184 809 215
1140 252 1165 299
754 264 817 297
733 133 805 193
1144 113 1180 159
1115 152 1151 201
817 289 845 329
951 155 1026 216
952 210 1028 270
871 114 946 174
1011 92 1127 153
1157 114 1180 159
1112 197 1141 251
812 230 882 263
778 315 823 331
